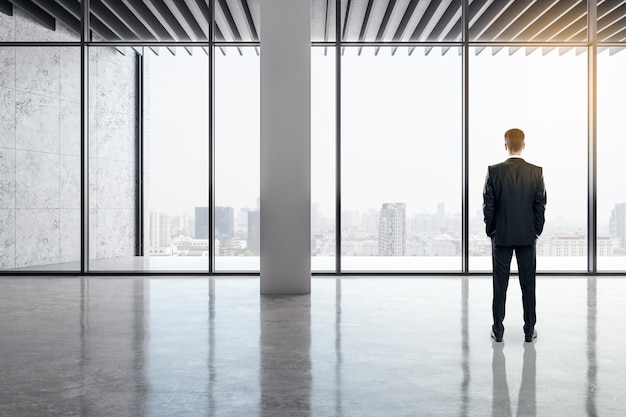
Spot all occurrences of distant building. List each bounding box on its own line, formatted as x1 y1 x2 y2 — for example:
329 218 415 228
542 234 612 257
610 203 626 248
149 209 171 248
215 207 235 239
378 203 406 256
247 210 260 255
195 207 209 239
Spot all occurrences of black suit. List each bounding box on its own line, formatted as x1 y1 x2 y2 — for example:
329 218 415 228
483 157 546 339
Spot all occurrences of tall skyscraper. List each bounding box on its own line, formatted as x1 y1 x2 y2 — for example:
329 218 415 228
247 210 260 254
215 207 235 239
610 203 626 248
149 209 171 248
195 207 209 239
378 203 406 256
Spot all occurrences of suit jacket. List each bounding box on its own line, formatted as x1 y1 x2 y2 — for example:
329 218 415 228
483 157 547 246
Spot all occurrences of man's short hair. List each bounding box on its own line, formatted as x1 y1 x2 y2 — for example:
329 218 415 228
504 128 525 152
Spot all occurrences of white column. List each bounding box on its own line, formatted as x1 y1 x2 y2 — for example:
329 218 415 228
260 0 311 294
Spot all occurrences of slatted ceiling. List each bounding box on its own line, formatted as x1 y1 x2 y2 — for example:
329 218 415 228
598 3 626 36
143 0 190 41
182 0 209 40
470 0 515 40
4 0 626 50
216 0 242 41
120 0 172 41
408 0 447 41
429 1 461 41
31 0 80 34
229 0 258 42
102 0 157 41
486 0 549 41
515 1 579 42
165 0 206 40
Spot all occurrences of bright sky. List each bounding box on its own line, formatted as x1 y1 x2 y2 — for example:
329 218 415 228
145 46 626 233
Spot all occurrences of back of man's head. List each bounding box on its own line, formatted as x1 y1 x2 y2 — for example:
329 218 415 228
504 128 525 153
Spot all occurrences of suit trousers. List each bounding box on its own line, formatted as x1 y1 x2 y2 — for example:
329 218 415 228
491 241 537 338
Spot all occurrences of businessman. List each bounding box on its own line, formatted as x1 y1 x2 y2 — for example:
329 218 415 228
483 128 546 343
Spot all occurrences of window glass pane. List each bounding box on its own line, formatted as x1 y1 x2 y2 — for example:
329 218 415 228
0 2 80 42
598 47 626 270
469 47 588 272
1 46 81 271
88 46 140 271
214 47 260 272
341 46 462 272
340 0 461 42
142 47 210 272
312 46 336 272
469 1 587 42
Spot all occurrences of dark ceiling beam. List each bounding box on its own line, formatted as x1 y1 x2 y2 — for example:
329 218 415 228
216 0 242 40
428 0 462 41
55 0 80 19
214 22 225 41
391 0 421 41
553 15 586 41
479 0 537 41
0 0 13 16
30 0 80 34
90 0 137 40
357 0 376 41
357 0 375 54
603 26 626 42
52 0 118 40
442 0 493 42
391 0 421 55
375 0 398 41
515 0 581 41
342 0 353 42
533 1 586 41
184 0 210 39
374 0 398 54
324 0 332 42
410 0 443 41
13 0 56 31
598 5 626 40
238 0 258 41
100 0 157 40
163 0 205 40
142 0 192 41
492 0 560 41
469 0 516 40
120 0 176 41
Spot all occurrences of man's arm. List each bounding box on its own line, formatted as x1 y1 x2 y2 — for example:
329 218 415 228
533 168 547 237
483 167 496 238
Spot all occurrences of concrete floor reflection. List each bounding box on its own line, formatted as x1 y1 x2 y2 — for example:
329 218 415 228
0 277 624 416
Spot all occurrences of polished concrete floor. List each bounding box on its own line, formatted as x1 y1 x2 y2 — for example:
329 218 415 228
0 277 624 417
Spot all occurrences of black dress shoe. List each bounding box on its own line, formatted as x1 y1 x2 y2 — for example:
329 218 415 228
491 330 503 342
525 329 537 343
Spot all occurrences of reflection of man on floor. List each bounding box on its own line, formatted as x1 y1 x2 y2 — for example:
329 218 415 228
491 344 537 417
483 128 547 343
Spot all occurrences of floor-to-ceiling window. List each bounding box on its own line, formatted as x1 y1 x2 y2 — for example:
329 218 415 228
341 46 462 272
3 0 626 275
468 48 588 272
311 46 337 272
214 47 260 272
597 47 626 271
